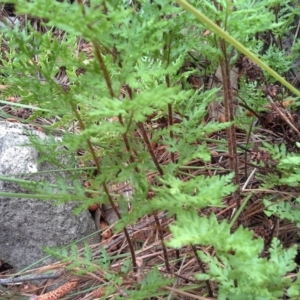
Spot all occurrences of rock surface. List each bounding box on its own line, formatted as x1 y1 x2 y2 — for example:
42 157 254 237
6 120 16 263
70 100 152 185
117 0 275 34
0 121 95 271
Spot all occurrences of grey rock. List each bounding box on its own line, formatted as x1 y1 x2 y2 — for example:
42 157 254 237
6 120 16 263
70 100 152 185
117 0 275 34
0 121 96 271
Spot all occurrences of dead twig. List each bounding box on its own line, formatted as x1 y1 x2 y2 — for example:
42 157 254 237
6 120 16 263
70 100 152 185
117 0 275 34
0 270 64 285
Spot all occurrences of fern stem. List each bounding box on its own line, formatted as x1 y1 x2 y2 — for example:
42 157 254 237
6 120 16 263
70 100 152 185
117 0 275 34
164 37 179 267
218 37 240 208
154 212 171 271
93 33 137 167
70 101 137 272
136 122 170 270
93 43 115 99
79 2 139 271
137 122 164 176
123 83 170 271
191 245 213 297
163 35 175 163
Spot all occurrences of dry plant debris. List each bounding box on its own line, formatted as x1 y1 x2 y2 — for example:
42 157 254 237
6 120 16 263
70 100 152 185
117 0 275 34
29 280 79 300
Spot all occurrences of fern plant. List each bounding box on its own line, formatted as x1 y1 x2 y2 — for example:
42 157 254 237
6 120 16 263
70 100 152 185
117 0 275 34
1 0 300 299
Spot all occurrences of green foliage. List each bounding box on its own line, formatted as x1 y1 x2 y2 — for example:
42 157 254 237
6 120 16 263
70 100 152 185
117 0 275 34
264 197 300 227
263 142 288 161
152 173 235 212
1 0 300 299
260 142 300 228
262 46 292 82
120 267 174 300
187 0 282 61
260 142 300 188
45 243 112 274
169 211 298 299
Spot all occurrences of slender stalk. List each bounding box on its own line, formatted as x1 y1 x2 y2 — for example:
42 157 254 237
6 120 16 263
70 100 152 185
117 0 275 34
153 213 170 271
126 84 170 271
137 122 164 177
94 43 137 167
164 35 179 267
137 122 171 271
167 103 174 161
93 43 115 98
164 36 175 164
70 103 137 271
191 245 213 297
218 38 240 208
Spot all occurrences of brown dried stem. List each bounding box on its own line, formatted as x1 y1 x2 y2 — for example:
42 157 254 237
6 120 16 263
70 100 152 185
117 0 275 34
137 122 170 271
191 245 213 297
219 38 240 208
70 103 137 272
164 37 175 164
164 37 179 265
